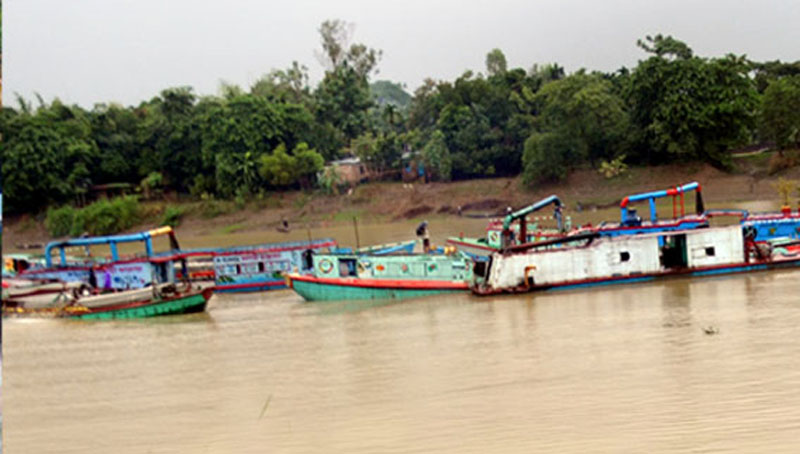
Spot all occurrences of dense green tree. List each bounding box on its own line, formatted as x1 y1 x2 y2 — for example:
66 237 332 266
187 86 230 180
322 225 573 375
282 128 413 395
751 60 800 93
627 36 757 166
7 26 800 216
312 19 381 159
522 131 578 183
199 94 285 197
760 75 800 149
521 72 629 184
314 64 374 156
421 130 452 181
316 19 382 78
89 103 140 184
1 100 97 211
370 80 412 108
486 48 508 77
251 61 312 106
258 142 324 189
136 87 202 191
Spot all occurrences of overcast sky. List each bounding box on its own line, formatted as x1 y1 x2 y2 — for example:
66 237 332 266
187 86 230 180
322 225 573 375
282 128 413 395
4 0 800 108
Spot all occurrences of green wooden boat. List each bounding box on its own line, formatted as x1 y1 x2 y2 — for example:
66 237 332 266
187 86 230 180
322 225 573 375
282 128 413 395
3 284 212 320
68 287 212 320
286 251 473 302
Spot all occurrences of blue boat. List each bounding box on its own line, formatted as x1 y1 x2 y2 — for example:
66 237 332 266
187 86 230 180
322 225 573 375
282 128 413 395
18 227 184 290
212 239 415 293
212 238 337 293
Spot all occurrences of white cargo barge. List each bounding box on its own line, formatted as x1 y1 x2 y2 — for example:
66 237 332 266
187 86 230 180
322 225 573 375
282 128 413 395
473 225 800 295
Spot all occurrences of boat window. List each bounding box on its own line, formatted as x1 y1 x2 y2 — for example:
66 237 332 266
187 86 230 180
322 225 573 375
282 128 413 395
258 262 265 273
705 247 715 256
620 251 630 262
236 265 241 275
339 258 357 277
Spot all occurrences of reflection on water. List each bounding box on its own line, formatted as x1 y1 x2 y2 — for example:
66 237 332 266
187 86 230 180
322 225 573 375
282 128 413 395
4 270 800 453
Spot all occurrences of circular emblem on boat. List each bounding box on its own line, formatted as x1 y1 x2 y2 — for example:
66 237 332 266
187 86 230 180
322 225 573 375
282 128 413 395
401 264 409 273
319 259 334 273
489 231 499 243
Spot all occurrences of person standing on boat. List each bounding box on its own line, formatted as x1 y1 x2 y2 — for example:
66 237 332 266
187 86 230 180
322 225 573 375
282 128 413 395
416 221 431 253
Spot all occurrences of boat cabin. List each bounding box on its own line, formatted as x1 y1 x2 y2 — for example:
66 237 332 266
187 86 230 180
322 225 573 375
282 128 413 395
311 252 473 283
479 225 746 292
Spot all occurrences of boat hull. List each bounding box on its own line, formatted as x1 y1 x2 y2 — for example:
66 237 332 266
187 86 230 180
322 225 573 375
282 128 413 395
213 278 286 293
288 275 467 302
69 288 212 320
474 253 800 295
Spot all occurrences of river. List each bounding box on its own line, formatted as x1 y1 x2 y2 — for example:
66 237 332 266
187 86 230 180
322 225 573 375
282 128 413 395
3 267 800 453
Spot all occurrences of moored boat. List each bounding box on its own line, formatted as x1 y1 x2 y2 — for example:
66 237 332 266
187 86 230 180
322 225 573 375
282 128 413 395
448 182 709 260
212 238 338 292
472 224 800 295
17 227 183 289
3 283 212 319
286 250 473 302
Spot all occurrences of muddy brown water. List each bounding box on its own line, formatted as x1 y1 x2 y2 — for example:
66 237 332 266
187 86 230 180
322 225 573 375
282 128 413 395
4 204 800 452
4 268 800 453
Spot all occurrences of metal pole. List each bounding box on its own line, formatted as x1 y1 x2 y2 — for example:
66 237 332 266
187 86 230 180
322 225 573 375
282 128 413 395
353 217 361 250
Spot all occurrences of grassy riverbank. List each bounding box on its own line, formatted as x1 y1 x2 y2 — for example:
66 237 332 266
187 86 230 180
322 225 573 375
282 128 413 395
4 158 800 253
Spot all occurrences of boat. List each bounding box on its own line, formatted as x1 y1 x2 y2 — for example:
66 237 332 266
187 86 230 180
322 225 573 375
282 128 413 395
285 249 473 302
472 224 800 295
448 183 709 260
17 227 182 289
446 195 568 259
212 238 417 293
741 211 800 242
212 238 338 292
3 282 212 319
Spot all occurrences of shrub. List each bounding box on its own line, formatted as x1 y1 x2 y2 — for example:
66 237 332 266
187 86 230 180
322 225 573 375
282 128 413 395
160 206 185 227
76 196 141 235
45 196 142 237
45 205 77 237
598 155 629 179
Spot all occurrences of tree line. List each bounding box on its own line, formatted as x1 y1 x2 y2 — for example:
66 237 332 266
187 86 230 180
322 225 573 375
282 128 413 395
2 26 800 214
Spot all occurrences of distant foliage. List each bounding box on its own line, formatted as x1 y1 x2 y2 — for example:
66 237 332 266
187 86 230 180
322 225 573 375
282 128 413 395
370 80 412 108
4 27 800 216
45 205 78 237
760 75 800 150
626 36 757 167
259 142 325 189
522 132 574 184
522 72 629 184
422 130 452 181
